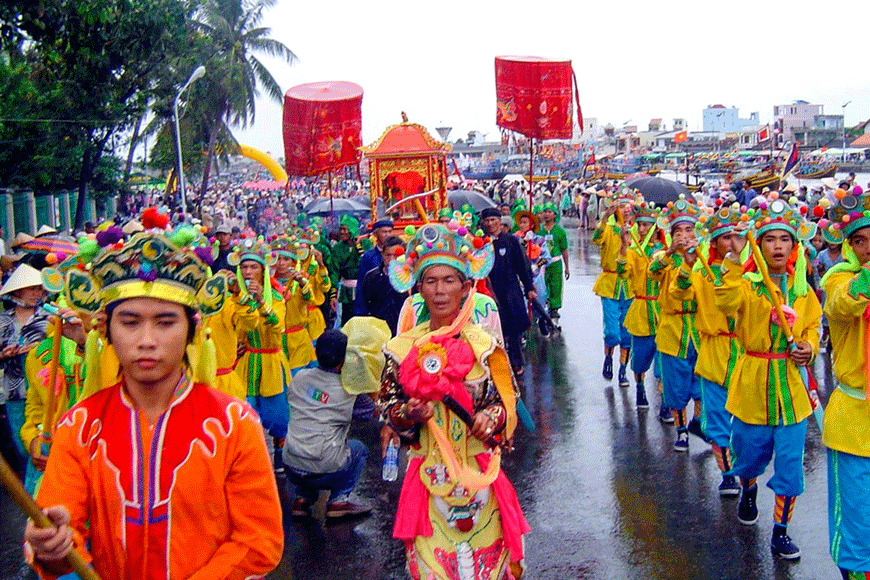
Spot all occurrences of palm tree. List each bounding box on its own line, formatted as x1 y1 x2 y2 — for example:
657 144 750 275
193 0 296 197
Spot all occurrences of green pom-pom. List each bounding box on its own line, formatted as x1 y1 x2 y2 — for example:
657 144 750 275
79 239 99 260
863 210 870 218
475 229 484 237
169 227 196 247
404 225 416 235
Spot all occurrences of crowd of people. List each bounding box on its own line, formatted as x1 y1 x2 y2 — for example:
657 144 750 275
591 174 870 579
1 167 869 579
0 176 579 580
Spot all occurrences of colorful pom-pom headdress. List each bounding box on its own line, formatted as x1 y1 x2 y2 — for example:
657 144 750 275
632 200 659 224
697 202 745 240
819 189 870 244
227 236 276 268
55 210 228 391
388 223 494 293
656 195 701 231
748 197 817 243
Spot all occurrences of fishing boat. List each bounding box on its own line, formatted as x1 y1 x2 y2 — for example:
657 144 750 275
605 169 661 179
795 164 838 179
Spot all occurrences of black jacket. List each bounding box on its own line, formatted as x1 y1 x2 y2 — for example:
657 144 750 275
487 232 534 335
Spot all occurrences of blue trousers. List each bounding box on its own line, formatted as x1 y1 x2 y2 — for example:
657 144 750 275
286 439 368 503
659 344 700 410
698 377 732 448
731 417 807 496
828 449 870 572
601 296 632 349
631 335 660 378
247 391 290 439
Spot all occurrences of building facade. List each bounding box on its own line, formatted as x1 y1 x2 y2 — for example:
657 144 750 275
702 105 760 133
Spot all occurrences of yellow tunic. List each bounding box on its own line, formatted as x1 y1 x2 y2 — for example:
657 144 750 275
298 256 331 341
649 252 698 358
670 262 743 386
822 270 870 457
592 219 633 299
714 260 821 426
21 336 82 455
275 278 316 370
206 296 259 400
618 245 659 337
234 289 291 398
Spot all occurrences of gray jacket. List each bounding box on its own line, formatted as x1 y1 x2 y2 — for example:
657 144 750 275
282 367 355 473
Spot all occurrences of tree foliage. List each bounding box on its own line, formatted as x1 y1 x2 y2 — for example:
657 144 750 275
0 0 197 228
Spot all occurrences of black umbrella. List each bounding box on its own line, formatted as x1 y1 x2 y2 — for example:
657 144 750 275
623 176 689 206
304 196 369 216
448 190 496 212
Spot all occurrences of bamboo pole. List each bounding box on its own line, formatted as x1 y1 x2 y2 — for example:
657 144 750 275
0 455 100 580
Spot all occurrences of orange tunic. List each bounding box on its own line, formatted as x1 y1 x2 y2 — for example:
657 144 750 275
33 380 283 580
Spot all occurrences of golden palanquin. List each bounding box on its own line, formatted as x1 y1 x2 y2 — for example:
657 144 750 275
360 121 450 225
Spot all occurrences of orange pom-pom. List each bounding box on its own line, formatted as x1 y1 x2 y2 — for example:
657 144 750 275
142 207 169 230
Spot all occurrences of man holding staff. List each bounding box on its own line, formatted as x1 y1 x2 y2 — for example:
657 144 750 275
714 198 820 559
23 221 283 579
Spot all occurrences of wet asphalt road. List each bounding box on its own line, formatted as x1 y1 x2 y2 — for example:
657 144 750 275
1 226 840 580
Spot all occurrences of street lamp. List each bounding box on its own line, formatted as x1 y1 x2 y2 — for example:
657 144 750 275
173 65 206 222
842 101 851 164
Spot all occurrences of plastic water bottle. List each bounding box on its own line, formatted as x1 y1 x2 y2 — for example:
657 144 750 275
382 439 399 482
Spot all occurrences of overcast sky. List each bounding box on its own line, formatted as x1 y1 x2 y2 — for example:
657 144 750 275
232 0 868 160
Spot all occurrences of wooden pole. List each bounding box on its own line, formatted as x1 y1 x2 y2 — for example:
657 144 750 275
528 138 534 210
0 454 101 580
40 319 63 447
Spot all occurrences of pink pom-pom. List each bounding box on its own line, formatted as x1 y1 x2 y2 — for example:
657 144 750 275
56 252 67 262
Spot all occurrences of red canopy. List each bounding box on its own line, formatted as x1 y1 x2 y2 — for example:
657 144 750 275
494 56 582 140
283 81 363 177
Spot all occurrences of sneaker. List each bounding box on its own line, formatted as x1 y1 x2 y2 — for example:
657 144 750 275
673 429 689 452
538 317 550 337
771 528 801 559
718 475 740 497
603 356 613 380
658 406 674 423
738 485 759 525
325 501 372 520
291 498 311 518
636 386 649 409
687 417 713 443
618 365 630 388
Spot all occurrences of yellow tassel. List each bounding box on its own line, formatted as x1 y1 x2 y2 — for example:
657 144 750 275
80 326 102 399
195 327 217 388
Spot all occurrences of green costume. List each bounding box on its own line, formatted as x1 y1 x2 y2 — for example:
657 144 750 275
538 206 568 310
333 214 362 325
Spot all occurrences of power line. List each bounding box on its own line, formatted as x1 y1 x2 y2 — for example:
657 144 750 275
0 117 125 124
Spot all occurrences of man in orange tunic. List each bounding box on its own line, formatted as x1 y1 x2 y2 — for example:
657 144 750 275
23 222 283 580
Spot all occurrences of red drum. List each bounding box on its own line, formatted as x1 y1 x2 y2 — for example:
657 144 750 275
494 56 582 140
283 81 363 176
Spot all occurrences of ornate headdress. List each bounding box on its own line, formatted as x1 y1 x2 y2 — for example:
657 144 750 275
746 196 816 242
697 202 745 239
388 223 494 292
54 212 228 391
62 229 226 316
228 236 276 268
817 189 870 244
633 200 659 223
656 195 701 231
